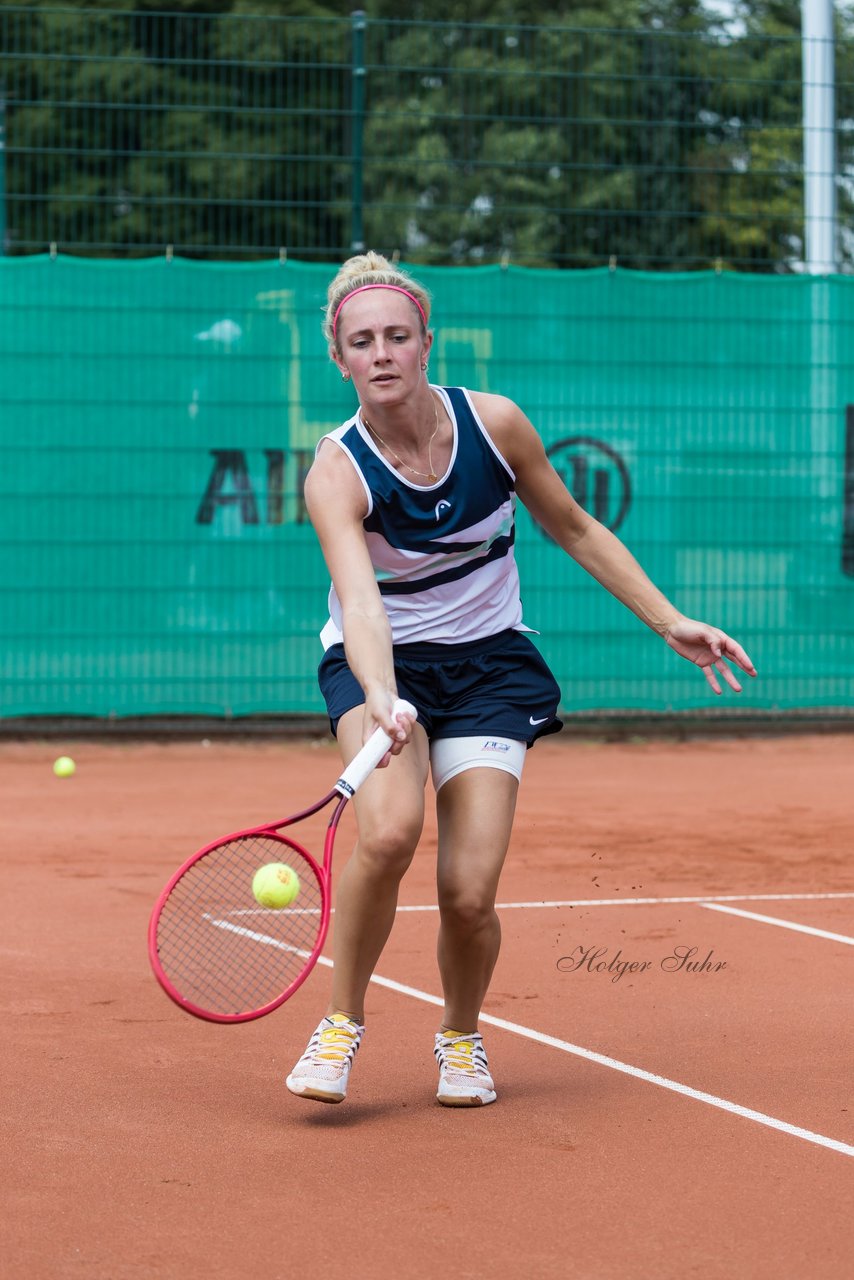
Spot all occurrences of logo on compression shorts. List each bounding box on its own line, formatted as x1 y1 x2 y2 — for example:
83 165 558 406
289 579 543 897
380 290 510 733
435 499 452 521
481 741 511 753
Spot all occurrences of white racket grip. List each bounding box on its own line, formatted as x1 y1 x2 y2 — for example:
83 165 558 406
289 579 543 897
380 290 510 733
335 699 417 798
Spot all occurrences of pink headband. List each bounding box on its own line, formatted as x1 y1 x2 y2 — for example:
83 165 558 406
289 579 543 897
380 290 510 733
332 284 428 339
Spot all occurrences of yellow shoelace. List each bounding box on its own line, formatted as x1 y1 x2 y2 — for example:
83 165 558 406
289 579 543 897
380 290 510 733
440 1034 484 1075
314 1019 360 1064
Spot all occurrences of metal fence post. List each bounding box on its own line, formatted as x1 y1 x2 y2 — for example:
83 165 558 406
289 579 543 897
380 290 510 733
351 10 366 253
801 0 837 273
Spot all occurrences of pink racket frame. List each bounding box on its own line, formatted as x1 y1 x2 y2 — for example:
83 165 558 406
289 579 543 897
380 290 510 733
147 790 349 1023
148 699 416 1024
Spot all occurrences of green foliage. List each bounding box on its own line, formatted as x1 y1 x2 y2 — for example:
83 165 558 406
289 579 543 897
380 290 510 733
0 1 851 269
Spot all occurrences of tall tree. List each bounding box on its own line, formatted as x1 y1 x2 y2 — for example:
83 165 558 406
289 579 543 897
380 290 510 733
1 0 850 269
2 0 351 255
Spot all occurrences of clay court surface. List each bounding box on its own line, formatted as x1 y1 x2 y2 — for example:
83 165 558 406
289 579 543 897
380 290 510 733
3 732 853 1279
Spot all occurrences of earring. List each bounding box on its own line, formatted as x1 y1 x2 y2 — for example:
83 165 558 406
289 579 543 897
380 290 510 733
341 370 351 382
421 363 428 372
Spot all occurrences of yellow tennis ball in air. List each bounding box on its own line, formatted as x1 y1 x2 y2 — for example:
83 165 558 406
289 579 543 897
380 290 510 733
53 756 76 778
252 862 300 909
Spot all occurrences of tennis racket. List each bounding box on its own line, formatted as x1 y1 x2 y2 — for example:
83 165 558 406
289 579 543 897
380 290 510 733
148 700 416 1024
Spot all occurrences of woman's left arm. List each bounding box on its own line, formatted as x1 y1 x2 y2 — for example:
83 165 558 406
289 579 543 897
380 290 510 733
473 393 757 695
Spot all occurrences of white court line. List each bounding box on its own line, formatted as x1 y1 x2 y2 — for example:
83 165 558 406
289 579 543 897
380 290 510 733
698 902 854 945
214 892 854 924
395 891 854 912
210 916 854 1160
209 918 313 955
222 908 322 919
363 970 854 1159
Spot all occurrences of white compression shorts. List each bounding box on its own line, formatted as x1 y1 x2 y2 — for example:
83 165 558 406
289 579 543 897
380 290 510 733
429 735 527 792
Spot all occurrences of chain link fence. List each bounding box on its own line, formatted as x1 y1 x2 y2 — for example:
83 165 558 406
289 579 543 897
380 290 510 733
1 5 852 270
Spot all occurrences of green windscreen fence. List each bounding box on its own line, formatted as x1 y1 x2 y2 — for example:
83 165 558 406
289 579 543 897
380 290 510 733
1 257 853 719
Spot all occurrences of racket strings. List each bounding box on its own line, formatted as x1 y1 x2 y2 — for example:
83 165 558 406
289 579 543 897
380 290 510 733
154 834 324 1018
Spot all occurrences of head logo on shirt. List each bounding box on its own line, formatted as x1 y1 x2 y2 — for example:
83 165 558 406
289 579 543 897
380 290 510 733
435 499 452 521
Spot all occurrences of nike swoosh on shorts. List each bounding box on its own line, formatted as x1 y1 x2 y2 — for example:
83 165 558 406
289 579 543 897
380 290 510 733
529 715 549 725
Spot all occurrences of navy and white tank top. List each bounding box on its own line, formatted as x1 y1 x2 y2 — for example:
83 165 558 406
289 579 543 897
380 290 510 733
318 386 531 647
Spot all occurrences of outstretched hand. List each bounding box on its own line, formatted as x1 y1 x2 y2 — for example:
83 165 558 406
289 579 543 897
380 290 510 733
664 618 757 695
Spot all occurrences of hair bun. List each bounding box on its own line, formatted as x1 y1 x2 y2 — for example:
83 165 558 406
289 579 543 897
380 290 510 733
324 253 431 347
334 251 394 288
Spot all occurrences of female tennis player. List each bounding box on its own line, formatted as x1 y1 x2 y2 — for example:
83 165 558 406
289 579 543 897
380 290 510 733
285 252 757 1108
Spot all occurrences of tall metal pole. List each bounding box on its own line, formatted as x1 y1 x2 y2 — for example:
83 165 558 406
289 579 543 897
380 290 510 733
801 1 838 585
801 0 837 273
351 11 366 254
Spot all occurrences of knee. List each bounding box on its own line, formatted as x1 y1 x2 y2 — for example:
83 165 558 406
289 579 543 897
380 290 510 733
357 815 421 879
438 884 497 933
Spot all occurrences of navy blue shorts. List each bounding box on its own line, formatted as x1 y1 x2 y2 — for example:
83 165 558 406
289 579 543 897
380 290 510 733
318 629 563 745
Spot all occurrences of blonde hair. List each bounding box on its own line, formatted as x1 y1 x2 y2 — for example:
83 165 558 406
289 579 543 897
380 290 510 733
323 252 432 350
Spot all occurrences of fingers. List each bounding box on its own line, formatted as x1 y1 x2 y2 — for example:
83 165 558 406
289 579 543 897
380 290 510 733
363 695 416 765
387 704 415 753
717 659 743 694
698 626 757 682
670 620 756 695
702 652 744 696
721 635 757 677
393 702 416 737
703 664 722 696
380 706 417 766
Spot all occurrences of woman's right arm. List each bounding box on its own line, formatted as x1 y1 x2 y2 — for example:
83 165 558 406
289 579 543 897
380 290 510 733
304 443 410 748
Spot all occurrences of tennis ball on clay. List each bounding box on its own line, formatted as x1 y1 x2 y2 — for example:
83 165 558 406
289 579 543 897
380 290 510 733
252 862 300 909
53 756 76 778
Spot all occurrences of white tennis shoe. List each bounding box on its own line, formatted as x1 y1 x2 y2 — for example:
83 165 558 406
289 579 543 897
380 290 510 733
434 1030 497 1106
286 1014 365 1104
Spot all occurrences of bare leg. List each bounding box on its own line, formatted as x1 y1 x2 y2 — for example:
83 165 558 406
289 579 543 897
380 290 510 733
327 708 431 1023
435 768 519 1032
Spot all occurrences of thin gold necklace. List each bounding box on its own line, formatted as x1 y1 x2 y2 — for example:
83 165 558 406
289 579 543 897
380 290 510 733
362 394 441 483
